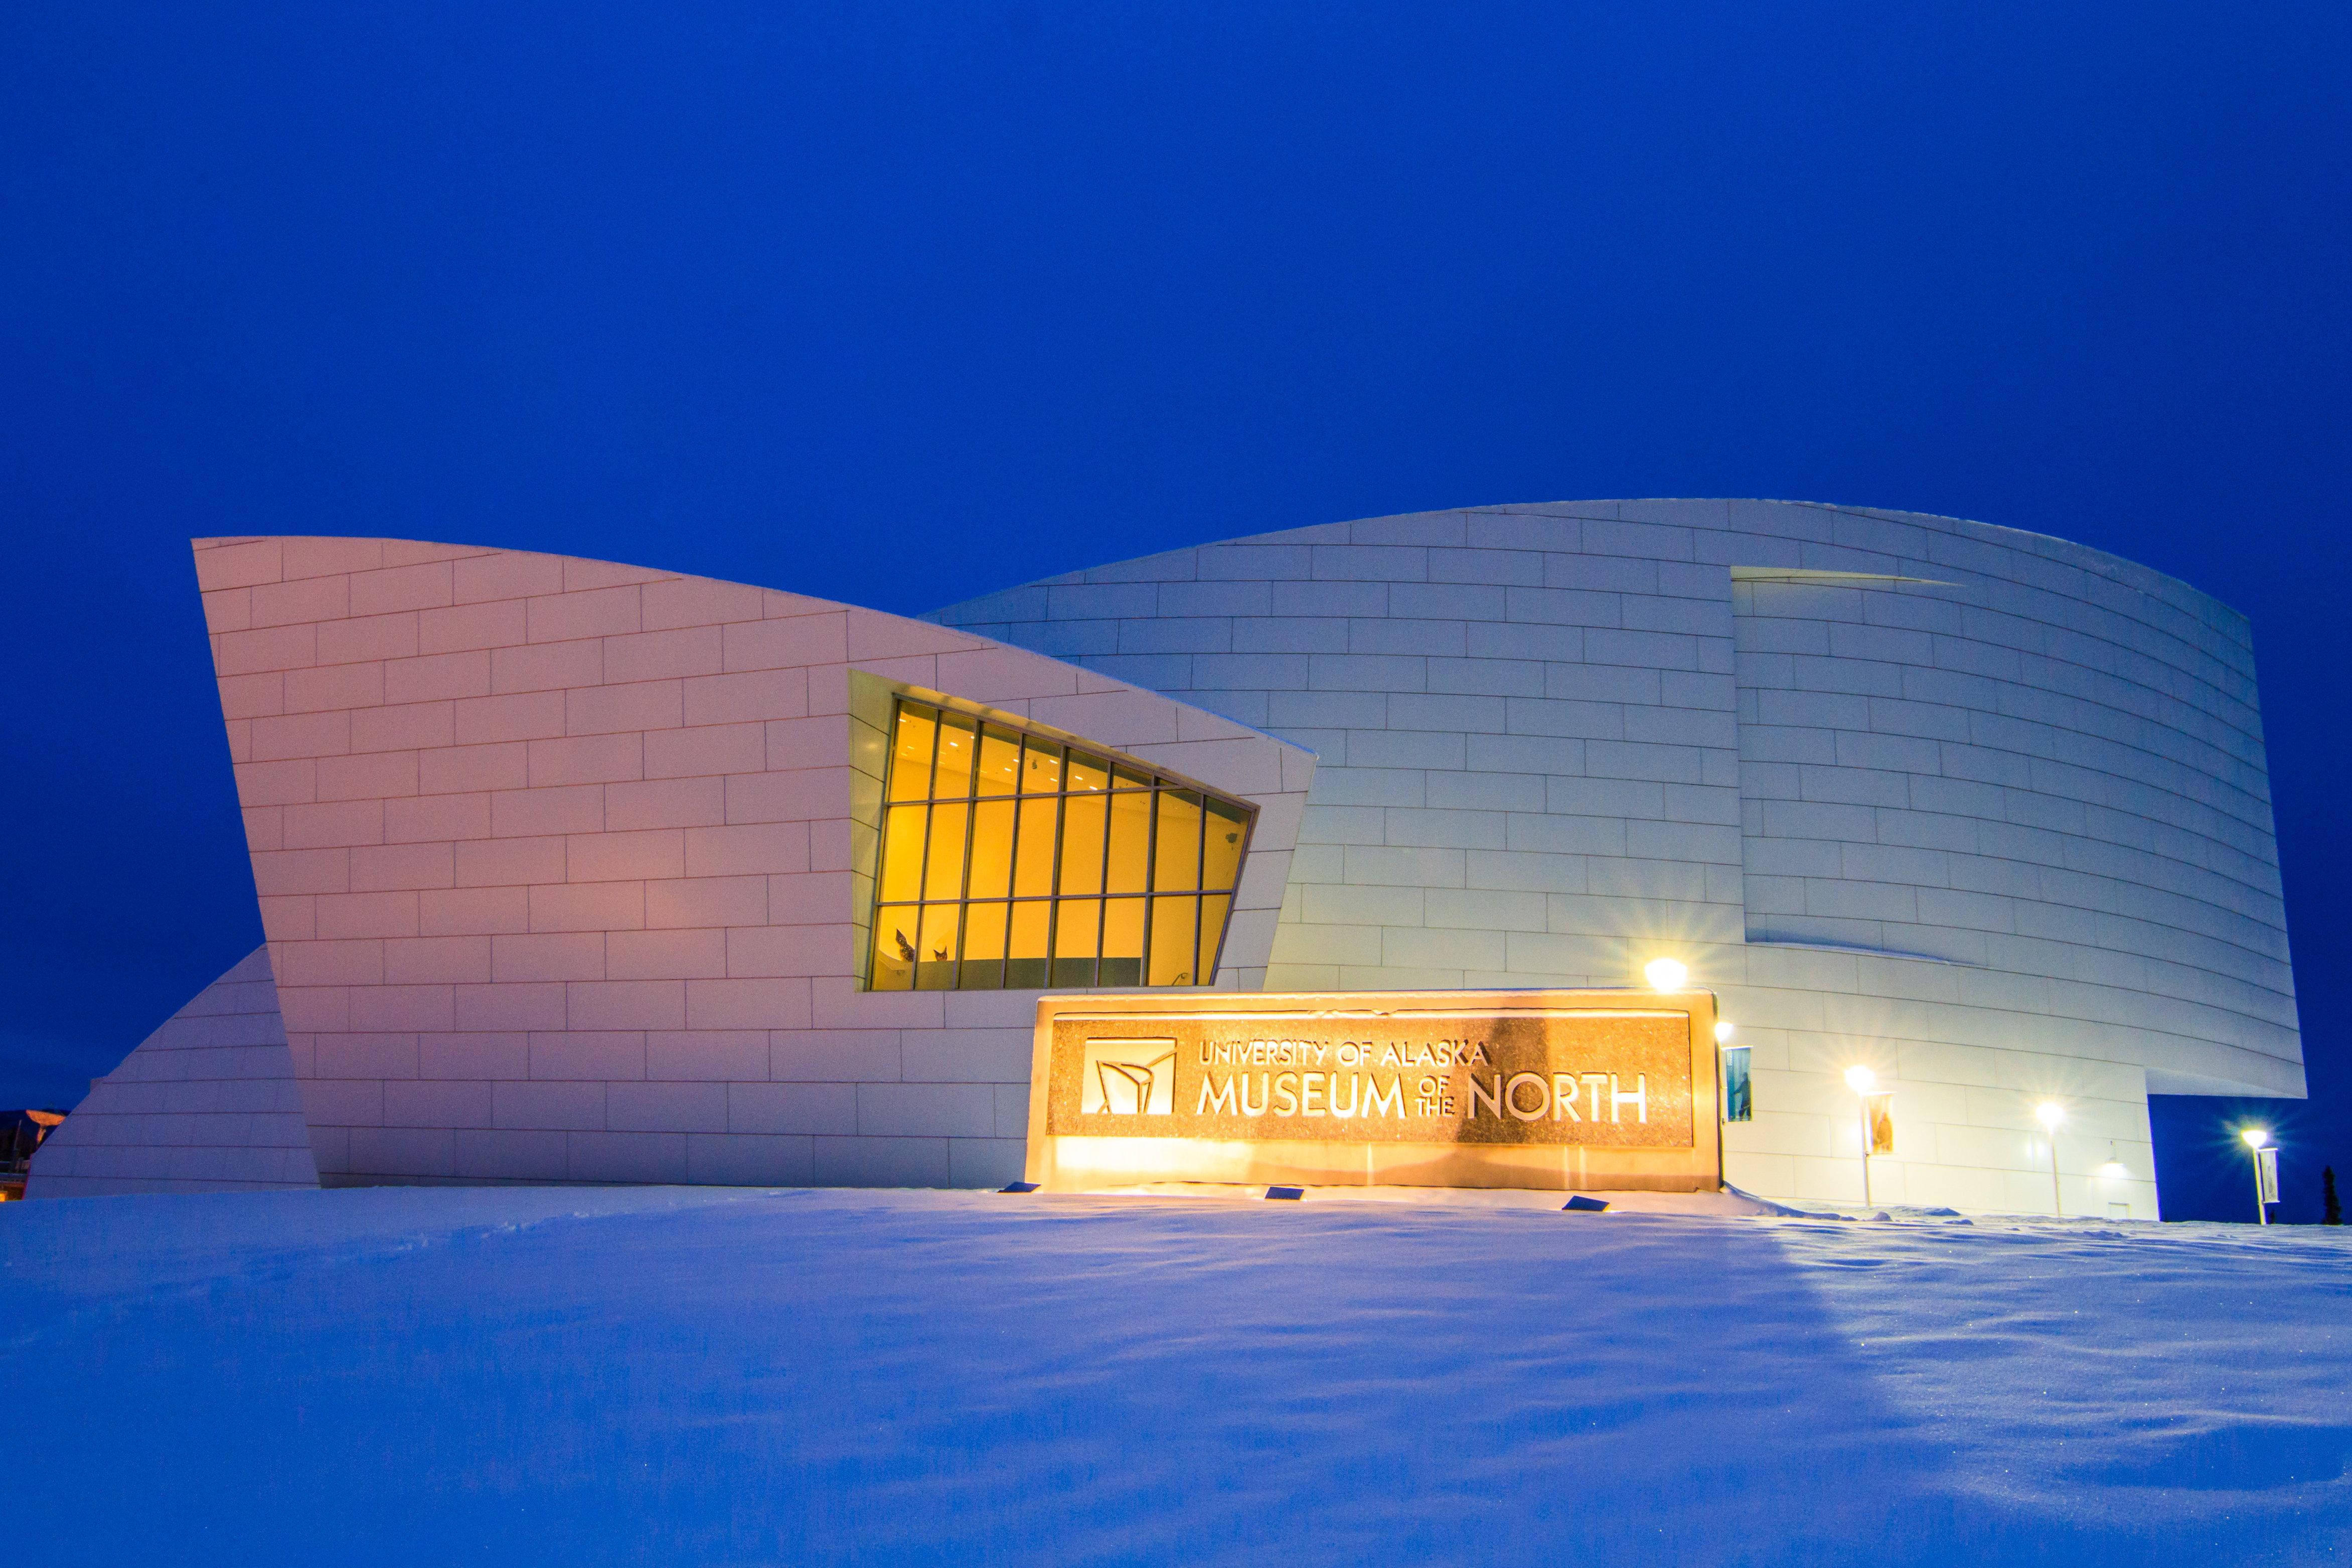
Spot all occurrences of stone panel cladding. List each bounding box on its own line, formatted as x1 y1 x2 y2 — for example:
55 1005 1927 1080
933 503 1751 990
928 498 2298 1215
26 947 318 1195
191 537 1313 1190
1732 570 2295 1093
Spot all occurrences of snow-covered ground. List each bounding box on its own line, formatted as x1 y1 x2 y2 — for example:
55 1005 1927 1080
6 1187 2347 1565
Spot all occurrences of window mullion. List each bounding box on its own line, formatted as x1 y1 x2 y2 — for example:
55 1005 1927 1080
1044 762 1065 980
955 779 976 973
1140 785 1158 985
1094 779 1113 980
1000 771 1026 990
1197 785 1210 986
912 705 942 982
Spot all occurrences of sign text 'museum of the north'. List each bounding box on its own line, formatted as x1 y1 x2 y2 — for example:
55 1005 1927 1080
1195 1038 1650 1126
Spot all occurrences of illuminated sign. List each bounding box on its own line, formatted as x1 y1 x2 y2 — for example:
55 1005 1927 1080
1024 990 1720 1193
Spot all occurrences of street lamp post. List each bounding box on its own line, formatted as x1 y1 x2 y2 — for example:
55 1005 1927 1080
2035 1102 2065 1216
1845 1066 1877 1207
2243 1128 2275 1225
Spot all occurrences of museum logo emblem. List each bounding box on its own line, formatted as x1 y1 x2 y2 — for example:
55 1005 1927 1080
1081 1038 1176 1116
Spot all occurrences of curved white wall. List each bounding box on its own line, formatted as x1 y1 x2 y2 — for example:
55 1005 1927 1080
26 947 317 1196
931 498 2299 1213
1730 563 2290 1092
188 536 1312 1191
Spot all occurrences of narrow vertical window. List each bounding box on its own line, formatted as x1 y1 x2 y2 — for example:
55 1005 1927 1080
1203 800 1247 892
967 800 1016 899
1156 791 1202 890
1101 897 1146 987
1053 899 1101 987
1059 794 1108 897
976 725 1021 796
930 713 977 800
916 904 961 991
1106 785 1150 895
962 901 1008 991
924 803 969 902
1013 797 1058 897
888 708 937 802
1006 901 1050 989
879 806 926 903
1147 896 1197 986
1196 895 1232 987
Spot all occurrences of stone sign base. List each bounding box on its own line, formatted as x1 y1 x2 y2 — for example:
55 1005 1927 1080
1025 989 1722 1193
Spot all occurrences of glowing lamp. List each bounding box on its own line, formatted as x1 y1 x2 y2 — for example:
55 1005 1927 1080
2034 1102 2065 1131
1643 957 1687 993
1843 1065 1876 1094
1713 1020 1735 1043
2242 1127 2269 1150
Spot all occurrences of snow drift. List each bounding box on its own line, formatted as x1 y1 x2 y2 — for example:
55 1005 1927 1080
5 1187 2346 1564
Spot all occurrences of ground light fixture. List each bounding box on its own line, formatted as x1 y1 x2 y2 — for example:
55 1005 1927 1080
1643 957 1688 992
2243 1128 2277 1225
2035 1102 2065 1215
1844 1066 1879 1207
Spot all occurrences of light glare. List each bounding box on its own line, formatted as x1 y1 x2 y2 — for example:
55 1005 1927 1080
2242 1127 2270 1149
1843 1065 1876 1094
1643 957 1688 992
1713 1020 1735 1042
2035 1102 2065 1130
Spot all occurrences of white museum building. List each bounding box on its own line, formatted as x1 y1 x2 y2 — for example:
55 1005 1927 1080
29 500 2300 1215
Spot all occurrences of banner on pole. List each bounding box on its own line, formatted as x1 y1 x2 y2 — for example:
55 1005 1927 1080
2258 1145 2280 1204
1864 1092 1894 1155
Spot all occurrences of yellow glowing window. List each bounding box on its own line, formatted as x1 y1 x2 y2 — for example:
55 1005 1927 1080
867 700 1255 991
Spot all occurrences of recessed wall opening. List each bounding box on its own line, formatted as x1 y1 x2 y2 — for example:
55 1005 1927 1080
867 698 1255 991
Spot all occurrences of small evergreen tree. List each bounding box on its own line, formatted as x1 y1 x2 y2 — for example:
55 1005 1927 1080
2326 1165 2342 1226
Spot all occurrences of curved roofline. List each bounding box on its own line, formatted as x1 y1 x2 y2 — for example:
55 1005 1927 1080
934 497 2250 656
1474 498 2247 625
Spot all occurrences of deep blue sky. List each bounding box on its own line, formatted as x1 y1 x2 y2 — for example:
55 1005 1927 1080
3 3 2344 1219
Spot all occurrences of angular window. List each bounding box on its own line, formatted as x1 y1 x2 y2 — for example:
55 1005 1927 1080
867 699 1256 991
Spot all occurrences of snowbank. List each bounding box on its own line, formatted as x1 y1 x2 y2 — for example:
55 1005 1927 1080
5 1187 2346 1564
1071 1181 1801 1214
